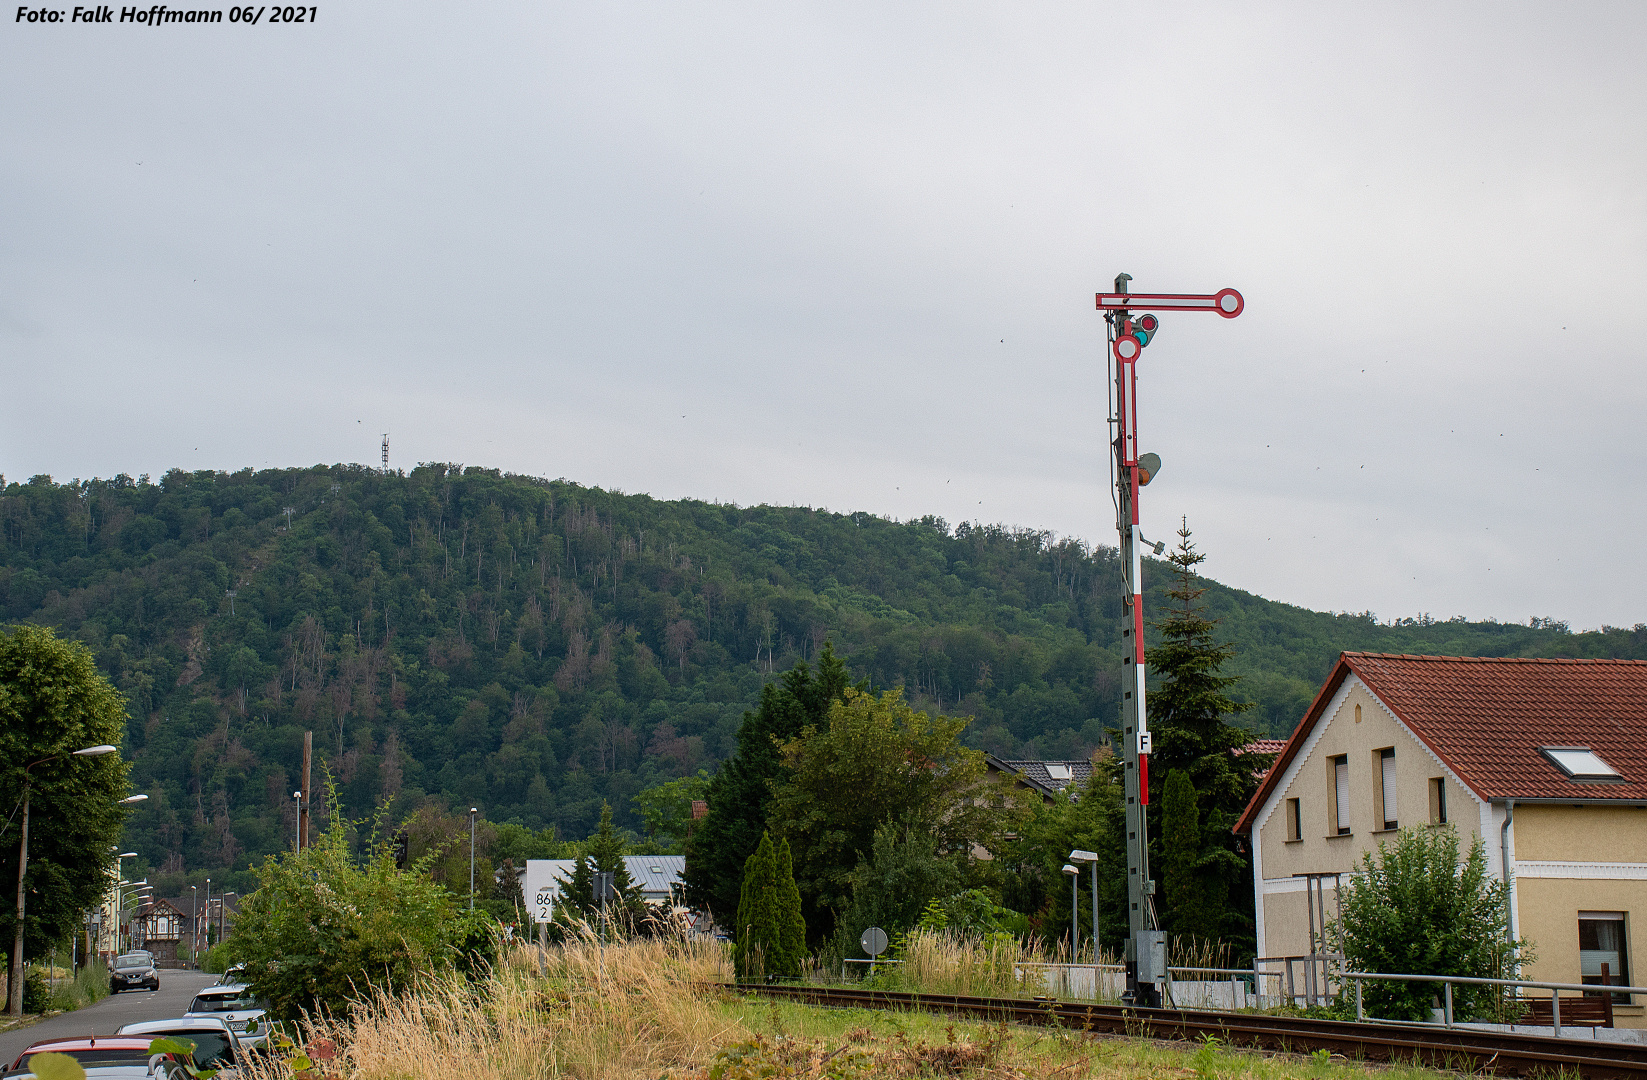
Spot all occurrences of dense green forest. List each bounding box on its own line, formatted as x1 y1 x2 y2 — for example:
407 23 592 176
1 465 1641 899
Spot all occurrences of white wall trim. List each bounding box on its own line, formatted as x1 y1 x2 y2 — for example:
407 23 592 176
1516 861 1647 881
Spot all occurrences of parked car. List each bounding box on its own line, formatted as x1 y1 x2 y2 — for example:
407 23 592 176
109 953 160 994
7 1037 190 1079
114 1019 244 1076
214 964 246 986
184 985 270 1049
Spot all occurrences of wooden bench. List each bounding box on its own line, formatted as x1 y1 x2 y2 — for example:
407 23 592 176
1517 993 1614 1028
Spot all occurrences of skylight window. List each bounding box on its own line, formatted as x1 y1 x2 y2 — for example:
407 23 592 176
1045 764 1073 782
1540 746 1622 781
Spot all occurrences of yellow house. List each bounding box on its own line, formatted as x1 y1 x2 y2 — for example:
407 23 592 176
1234 653 1647 1026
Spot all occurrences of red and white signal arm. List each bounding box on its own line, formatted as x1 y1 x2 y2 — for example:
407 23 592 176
1113 335 1142 361
1096 288 1243 318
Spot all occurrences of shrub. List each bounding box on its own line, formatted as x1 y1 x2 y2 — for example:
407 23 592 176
1330 826 1530 1022
23 969 50 1013
201 943 233 974
231 791 493 1020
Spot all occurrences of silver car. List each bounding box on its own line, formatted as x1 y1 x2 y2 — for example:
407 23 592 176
109 952 160 993
114 1019 244 1077
183 985 270 1050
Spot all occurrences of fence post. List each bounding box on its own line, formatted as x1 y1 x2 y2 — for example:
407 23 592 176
1355 978 1363 1021
1444 981 1453 1027
1286 960 1295 1007
1552 988 1561 1036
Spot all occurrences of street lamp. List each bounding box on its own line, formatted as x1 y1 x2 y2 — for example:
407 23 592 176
190 885 198 963
1062 864 1080 958
1069 849 1100 964
469 808 478 912
9 744 118 1016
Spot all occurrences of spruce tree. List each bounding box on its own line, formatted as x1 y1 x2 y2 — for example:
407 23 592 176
683 644 854 926
1146 519 1262 957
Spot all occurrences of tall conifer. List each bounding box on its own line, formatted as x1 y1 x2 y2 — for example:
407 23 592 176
775 836 806 974
1146 519 1263 957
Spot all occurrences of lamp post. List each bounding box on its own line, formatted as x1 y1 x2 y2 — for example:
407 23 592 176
469 808 478 911
203 879 211 950
118 886 151 952
1069 849 1100 962
1062 864 1080 959
292 791 302 853
190 886 198 964
9 744 118 1016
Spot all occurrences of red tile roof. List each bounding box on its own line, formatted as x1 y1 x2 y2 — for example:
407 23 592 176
1234 653 1647 834
1236 739 1288 780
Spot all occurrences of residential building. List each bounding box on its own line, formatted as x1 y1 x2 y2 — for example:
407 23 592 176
522 855 686 923
984 756 1095 803
1235 653 1647 1026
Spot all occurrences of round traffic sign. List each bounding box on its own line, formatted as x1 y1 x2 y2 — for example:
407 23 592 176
1113 335 1141 361
860 926 889 957
1214 288 1244 318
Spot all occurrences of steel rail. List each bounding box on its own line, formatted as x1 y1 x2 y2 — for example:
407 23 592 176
713 982 1647 1079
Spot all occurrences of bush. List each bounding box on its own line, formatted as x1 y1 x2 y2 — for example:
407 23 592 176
22 969 49 1014
1331 826 1530 1022
200 943 233 974
232 792 492 1020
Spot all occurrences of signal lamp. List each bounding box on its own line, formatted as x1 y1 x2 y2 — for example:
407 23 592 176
1134 313 1159 348
1137 452 1162 486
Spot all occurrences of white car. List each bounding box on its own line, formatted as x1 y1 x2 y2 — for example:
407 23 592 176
183 985 271 1050
114 1018 245 1077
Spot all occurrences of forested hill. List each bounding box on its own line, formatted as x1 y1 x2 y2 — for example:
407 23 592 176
2 465 1642 892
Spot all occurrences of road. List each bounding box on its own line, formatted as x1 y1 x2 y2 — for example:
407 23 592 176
0 969 220 1066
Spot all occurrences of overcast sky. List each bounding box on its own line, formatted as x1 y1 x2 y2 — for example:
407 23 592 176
4 3 1644 630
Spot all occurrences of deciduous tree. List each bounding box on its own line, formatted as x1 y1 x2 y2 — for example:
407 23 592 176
0 625 130 963
767 686 1024 944
683 645 852 926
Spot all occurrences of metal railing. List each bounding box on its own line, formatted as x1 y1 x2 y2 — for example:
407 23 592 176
1340 970 1644 1035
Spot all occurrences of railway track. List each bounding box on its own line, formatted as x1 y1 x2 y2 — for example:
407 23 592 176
719 982 1647 1079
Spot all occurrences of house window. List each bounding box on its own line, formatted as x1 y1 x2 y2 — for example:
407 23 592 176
1579 912 1630 1002
1378 748 1397 830
1430 778 1448 825
1286 798 1302 841
1329 755 1350 835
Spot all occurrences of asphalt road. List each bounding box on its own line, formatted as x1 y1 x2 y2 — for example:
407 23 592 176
0 969 220 1067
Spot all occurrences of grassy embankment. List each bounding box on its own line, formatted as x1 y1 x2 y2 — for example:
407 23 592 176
238 933 1468 1080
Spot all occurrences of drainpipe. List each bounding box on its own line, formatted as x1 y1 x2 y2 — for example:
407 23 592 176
1500 799 1516 944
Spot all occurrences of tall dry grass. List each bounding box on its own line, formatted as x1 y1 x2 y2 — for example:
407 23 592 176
871 929 1046 998
245 930 743 1080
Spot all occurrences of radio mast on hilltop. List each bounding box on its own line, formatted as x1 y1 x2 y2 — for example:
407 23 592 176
381 433 390 472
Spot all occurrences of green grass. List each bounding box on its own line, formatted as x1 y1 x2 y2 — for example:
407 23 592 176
688 994 1467 1080
44 962 110 1013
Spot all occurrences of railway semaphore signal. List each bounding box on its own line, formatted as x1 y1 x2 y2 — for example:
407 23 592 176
1099 273 1244 1005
